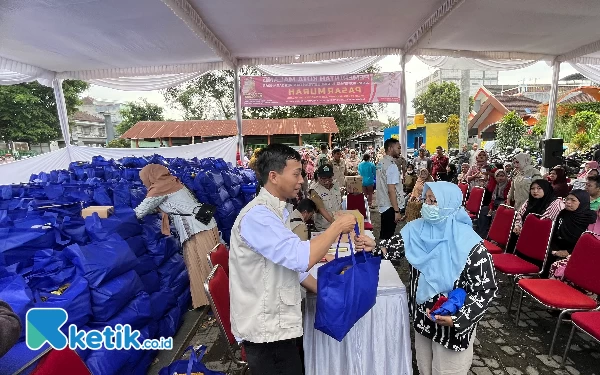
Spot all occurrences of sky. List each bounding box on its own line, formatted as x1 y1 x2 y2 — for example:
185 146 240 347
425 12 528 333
85 58 579 123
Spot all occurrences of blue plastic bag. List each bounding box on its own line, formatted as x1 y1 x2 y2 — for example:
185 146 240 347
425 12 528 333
149 289 177 321
139 270 161 294
90 270 144 322
314 228 381 342
171 269 190 297
63 234 139 287
111 181 132 208
125 235 147 257
85 346 135 375
157 253 186 288
85 209 142 242
430 288 467 321
158 346 226 375
177 286 192 311
60 216 88 245
135 253 159 275
158 305 183 339
88 291 152 331
92 185 112 205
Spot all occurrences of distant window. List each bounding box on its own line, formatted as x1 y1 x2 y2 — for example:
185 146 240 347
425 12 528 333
475 100 481 112
143 138 155 142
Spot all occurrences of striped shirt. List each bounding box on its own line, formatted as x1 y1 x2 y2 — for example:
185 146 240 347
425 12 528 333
514 198 565 228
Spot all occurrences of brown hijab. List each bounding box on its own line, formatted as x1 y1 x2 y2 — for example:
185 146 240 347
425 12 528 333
139 164 183 235
140 164 183 197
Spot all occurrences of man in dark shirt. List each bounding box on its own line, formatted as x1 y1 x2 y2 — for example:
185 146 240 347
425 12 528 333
431 146 449 181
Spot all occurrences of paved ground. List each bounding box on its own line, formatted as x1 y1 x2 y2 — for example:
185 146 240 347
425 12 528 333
174 209 599 375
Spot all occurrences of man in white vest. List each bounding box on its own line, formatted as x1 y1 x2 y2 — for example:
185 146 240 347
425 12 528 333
308 164 343 232
229 144 356 375
376 138 404 240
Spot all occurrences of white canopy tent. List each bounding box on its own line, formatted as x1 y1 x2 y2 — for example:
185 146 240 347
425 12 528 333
1 0 600 173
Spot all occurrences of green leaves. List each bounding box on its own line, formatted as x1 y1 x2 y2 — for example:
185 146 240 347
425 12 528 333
496 111 527 152
115 99 165 135
447 114 459 148
412 82 472 123
0 80 88 143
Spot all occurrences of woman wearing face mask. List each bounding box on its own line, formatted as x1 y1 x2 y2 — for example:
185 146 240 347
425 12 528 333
355 182 497 375
547 166 570 198
507 154 542 209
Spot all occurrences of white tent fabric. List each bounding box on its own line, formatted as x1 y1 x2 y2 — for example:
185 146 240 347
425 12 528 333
0 136 238 184
257 56 385 76
569 63 600 84
416 55 538 71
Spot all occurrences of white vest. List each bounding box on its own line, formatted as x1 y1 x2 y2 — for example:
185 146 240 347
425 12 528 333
376 155 404 211
229 188 303 343
312 182 342 231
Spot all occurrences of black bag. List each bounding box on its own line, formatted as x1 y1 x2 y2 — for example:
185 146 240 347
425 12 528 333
171 203 216 225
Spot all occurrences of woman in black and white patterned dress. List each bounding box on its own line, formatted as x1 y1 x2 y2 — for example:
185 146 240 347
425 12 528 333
357 182 497 375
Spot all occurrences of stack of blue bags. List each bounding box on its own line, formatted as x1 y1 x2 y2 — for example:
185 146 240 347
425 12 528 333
0 154 257 375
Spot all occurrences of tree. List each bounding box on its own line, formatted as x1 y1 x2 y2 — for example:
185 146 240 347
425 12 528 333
107 138 130 148
412 81 473 123
385 117 399 129
163 66 379 144
0 80 89 144
496 111 527 152
115 99 165 135
446 114 459 148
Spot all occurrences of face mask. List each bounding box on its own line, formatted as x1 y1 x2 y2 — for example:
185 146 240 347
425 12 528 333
421 203 445 224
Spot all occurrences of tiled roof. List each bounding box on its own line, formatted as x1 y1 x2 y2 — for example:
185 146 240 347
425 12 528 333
495 95 542 116
120 118 338 139
81 96 94 105
71 111 104 123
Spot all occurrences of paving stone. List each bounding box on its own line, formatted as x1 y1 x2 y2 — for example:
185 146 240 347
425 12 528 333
489 319 503 329
536 354 561 369
506 368 523 375
493 371 506 375
526 312 540 319
525 320 538 327
554 370 570 375
501 346 517 355
522 306 531 312
472 358 485 367
488 306 500 314
517 320 528 328
479 321 491 328
566 366 580 375
484 358 500 368
536 311 552 319
497 328 509 336
569 344 582 352
525 367 539 375
591 352 600 359
496 305 508 313
577 332 594 342
528 336 541 342
494 338 506 344
473 368 495 375
474 337 481 346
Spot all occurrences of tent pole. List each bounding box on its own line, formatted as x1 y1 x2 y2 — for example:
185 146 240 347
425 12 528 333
545 60 561 140
399 54 408 158
459 69 470 148
233 65 245 156
52 79 71 147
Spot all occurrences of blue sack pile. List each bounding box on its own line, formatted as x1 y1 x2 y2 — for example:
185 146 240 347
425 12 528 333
0 154 256 374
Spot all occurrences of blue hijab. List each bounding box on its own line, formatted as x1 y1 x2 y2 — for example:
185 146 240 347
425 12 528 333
401 182 482 304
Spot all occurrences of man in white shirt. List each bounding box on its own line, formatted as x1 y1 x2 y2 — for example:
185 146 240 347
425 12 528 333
229 144 356 375
376 138 404 239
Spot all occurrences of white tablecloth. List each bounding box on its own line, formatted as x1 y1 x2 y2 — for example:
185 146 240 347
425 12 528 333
303 257 413 375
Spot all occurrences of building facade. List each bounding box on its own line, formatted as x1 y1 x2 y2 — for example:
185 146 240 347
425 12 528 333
415 69 499 97
80 97 124 127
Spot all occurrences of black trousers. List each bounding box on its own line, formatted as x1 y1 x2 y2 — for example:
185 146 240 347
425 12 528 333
380 207 397 240
244 337 303 375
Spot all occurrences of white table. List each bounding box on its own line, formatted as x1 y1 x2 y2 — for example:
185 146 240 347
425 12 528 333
303 251 413 375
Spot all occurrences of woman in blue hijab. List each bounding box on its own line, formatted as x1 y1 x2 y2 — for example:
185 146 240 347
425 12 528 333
356 182 498 375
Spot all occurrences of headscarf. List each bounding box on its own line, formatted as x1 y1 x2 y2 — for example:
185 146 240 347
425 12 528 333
473 149 488 167
402 182 482 304
578 161 599 178
492 170 509 200
522 179 556 223
555 190 597 249
139 164 184 235
550 166 570 198
140 164 183 197
411 168 434 198
513 153 533 173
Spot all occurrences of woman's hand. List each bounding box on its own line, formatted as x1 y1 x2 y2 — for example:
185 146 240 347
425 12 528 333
552 250 570 258
513 226 522 235
354 235 376 252
425 308 454 327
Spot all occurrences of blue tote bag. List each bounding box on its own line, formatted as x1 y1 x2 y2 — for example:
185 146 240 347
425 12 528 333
158 345 226 375
314 226 381 341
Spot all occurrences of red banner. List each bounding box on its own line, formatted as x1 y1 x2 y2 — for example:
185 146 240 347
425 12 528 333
240 72 401 107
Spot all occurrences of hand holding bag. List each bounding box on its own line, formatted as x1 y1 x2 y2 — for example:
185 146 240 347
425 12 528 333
314 224 381 341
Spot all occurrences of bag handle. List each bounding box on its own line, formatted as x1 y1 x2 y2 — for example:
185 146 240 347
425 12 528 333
334 220 360 266
184 345 208 375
